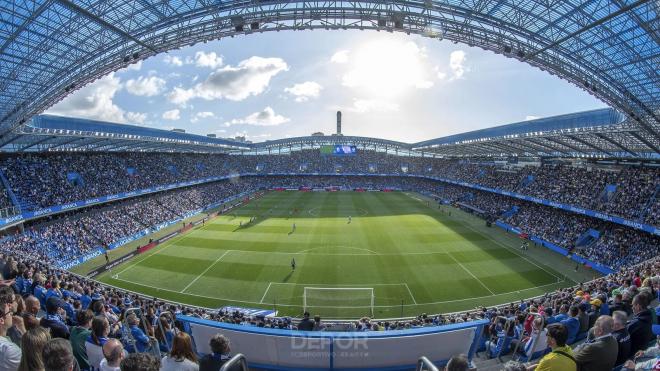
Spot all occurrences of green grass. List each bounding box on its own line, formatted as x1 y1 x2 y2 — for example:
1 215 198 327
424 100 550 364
95 191 593 319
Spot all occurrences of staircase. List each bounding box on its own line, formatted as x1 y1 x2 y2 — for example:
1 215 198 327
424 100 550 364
638 184 659 221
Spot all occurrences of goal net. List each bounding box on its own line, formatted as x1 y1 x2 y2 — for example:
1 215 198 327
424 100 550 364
303 287 375 318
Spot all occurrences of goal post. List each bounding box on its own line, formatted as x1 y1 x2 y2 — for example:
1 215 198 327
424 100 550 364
303 287 375 318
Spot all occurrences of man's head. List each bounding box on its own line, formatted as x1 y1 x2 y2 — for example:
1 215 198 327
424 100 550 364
103 338 125 367
569 305 579 317
45 296 62 315
77 309 94 328
42 338 74 371
593 315 614 337
612 311 627 330
445 354 468 371
120 353 160 371
126 313 140 326
209 333 230 355
545 323 569 348
632 294 647 314
0 286 16 335
25 295 40 315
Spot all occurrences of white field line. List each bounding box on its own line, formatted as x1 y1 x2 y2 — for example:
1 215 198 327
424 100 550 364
404 192 564 281
446 251 496 295
404 283 418 305
114 236 182 278
297 246 378 255
180 250 231 293
260 282 273 304
110 276 565 308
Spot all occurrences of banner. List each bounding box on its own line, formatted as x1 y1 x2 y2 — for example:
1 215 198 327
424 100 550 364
87 250 139 278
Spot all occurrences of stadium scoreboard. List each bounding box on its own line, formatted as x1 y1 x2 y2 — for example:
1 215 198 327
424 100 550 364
320 145 357 156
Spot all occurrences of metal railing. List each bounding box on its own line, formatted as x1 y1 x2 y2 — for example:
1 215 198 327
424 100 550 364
416 356 439 371
220 353 249 371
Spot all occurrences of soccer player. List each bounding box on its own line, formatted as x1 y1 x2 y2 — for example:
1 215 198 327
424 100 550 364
291 258 296 271
348 216 352 224
292 223 296 232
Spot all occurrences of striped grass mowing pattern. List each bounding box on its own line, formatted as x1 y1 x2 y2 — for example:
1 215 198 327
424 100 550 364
98 191 574 319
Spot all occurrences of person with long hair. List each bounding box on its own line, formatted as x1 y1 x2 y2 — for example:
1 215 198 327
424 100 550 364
85 315 110 370
160 332 198 371
18 327 50 371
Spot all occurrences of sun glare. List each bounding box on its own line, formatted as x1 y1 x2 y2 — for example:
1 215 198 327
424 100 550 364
342 38 431 98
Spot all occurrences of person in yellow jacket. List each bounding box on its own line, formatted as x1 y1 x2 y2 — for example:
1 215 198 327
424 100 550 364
527 323 576 371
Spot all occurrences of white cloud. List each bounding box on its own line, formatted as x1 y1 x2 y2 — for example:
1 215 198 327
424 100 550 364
167 87 196 106
224 107 289 126
163 55 183 66
166 56 289 105
125 76 166 97
449 50 468 79
525 115 541 121
191 111 215 123
162 109 180 120
194 51 224 69
349 99 400 113
284 81 323 102
330 50 349 64
436 69 447 80
126 112 147 124
47 73 129 123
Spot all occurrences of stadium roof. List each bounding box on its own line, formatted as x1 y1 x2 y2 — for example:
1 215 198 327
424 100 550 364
0 115 250 153
412 107 660 157
0 0 657 156
3 108 657 158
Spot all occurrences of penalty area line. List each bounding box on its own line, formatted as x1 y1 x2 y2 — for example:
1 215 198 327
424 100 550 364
403 283 418 305
260 282 273 304
180 250 232 293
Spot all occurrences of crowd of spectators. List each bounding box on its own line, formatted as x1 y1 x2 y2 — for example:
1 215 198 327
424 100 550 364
0 172 657 271
0 248 657 370
1 152 658 229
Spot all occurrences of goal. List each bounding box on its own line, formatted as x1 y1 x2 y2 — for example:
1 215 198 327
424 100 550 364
303 287 375 318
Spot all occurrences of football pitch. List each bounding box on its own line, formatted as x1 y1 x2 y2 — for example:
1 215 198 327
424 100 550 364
98 191 580 318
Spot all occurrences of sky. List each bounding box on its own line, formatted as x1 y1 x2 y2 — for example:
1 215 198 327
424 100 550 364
47 30 606 143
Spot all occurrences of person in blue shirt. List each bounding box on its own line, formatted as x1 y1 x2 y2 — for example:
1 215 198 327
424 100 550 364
45 280 63 303
33 275 48 310
553 304 569 322
61 291 77 326
80 288 92 310
40 296 70 339
561 305 580 344
127 313 153 353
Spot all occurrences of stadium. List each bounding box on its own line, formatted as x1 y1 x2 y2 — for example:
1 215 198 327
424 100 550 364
0 1 658 371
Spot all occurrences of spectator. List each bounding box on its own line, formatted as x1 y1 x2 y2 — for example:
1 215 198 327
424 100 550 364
127 313 153 353
628 294 654 355
297 312 314 331
622 335 660 370
42 338 75 371
70 309 94 370
161 332 198 371
444 354 468 371
121 353 161 371
560 306 580 345
40 296 70 339
573 315 618 371
100 338 125 371
527 323 576 371
18 326 50 371
612 310 632 365
87 315 111 370
199 334 234 371
0 286 20 371
24 296 40 318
